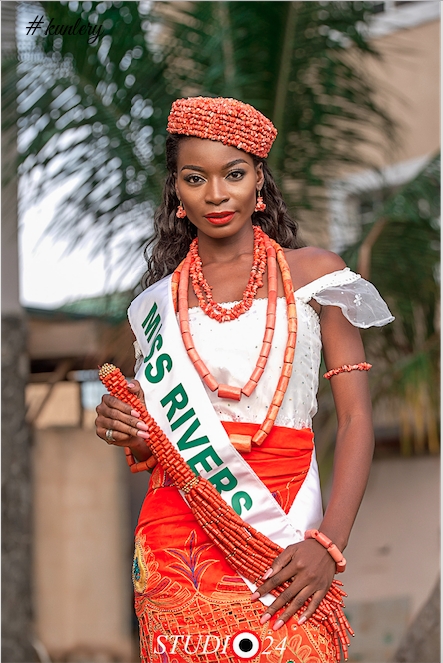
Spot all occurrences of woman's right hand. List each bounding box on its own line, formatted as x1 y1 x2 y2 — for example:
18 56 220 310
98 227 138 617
95 380 153 462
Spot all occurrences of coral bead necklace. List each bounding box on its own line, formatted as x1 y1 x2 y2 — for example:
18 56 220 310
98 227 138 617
189 224 267 322
172 226 298 449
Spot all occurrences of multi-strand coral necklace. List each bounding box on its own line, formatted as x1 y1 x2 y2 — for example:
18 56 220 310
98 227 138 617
171 225 297 450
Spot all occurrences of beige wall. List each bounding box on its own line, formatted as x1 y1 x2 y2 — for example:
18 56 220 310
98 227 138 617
347 18 440 174
371 18 440 166
28 319 102 359
294 18 440 248
33 427 134 662
343 456 440 614
326 455 440 662
27 382 81 428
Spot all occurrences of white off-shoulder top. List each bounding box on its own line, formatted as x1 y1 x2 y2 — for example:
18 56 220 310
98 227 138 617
134 268 393 430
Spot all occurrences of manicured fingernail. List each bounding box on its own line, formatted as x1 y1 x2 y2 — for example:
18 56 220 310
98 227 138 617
259 613 271 625
131 410 140 418
262 568 273 580
298 615 307 625
136 422 149 431
137 431 150 439
273 619 285 631
250 591 260 602
127 382 136 389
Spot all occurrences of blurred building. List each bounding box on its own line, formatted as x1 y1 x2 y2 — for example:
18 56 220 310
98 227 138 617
25 301 141 662
329 0 440 252
321 3 440 662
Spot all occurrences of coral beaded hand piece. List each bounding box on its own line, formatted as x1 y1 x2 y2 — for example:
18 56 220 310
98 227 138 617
98 363 354 662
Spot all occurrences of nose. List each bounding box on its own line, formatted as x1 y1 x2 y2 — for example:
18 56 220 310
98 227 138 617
205 178 229 206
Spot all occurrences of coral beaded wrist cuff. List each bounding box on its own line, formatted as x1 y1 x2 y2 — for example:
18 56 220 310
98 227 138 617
305 529 347 573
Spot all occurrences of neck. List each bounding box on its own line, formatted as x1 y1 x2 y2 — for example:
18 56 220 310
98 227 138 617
197 223 255 265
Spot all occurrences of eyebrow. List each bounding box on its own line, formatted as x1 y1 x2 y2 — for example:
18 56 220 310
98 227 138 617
180 159 249 172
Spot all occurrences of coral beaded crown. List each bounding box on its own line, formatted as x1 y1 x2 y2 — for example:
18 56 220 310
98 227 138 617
167 96 277 158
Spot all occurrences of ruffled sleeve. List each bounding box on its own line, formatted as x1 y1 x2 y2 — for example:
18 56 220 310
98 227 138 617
295 268 394 329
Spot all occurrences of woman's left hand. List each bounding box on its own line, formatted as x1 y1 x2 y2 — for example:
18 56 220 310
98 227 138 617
251 539 336 630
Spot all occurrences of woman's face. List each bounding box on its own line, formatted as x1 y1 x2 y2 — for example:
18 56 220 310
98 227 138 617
175 137 264 239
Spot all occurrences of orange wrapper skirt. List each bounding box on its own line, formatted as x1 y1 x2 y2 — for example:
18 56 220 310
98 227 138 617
133 422 336 663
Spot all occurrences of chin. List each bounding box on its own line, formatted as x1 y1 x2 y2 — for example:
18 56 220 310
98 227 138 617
195 219 254 239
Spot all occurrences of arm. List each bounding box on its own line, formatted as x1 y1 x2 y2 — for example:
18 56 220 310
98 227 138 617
252 254 374 628
316 305 374 552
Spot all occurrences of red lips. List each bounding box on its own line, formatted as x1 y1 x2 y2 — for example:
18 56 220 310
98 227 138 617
204 211 236 225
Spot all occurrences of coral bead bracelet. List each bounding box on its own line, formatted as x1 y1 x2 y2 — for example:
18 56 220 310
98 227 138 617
305 529 347 574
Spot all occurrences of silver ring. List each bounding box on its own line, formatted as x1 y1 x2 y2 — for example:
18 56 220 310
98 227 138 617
105 429 116 443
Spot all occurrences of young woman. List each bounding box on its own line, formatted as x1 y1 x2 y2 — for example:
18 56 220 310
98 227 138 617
95 97 393 663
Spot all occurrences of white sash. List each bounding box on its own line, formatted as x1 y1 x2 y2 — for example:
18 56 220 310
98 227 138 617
128 274 323 605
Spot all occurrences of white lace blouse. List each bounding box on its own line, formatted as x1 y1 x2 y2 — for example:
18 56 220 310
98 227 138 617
134 268 393 430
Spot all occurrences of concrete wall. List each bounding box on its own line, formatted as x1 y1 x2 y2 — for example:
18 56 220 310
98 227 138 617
33 427 134 662
327 455 440 662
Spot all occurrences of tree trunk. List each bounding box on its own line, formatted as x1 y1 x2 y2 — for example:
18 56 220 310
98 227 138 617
392 576 440 663
1 318 35 663
2 2 36 660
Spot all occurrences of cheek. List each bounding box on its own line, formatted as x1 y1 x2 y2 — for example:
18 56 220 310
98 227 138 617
245 184 257 207
234 176 257 205
184 193 201 212
178 186 196 205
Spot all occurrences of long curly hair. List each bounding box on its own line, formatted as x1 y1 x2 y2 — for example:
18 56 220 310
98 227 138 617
142 134 303 287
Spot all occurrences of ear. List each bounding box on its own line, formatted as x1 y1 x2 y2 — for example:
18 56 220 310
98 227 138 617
255 162 264 190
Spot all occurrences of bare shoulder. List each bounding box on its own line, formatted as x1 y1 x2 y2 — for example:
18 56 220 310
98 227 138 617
284 246 346 291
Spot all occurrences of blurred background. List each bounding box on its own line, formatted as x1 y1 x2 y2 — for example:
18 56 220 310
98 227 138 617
1 2 440 662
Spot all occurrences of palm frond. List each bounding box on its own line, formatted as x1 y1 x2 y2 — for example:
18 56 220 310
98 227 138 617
3 1 398 262
342 153 440 454
158 1 397 190
3 1 176 255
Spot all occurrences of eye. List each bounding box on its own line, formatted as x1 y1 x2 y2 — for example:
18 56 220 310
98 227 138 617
184 174 205 184
227 169 246 180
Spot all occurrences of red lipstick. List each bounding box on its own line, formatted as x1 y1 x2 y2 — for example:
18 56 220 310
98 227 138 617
204 211 235 225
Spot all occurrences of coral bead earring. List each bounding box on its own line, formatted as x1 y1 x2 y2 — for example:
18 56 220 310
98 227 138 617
254 190 266 212
176 201 187 218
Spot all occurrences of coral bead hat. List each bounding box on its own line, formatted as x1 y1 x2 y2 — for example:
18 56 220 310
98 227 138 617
167 96 277 158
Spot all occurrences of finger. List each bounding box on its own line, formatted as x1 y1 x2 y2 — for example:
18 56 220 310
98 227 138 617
251 548 298 600
98 394 135 417
276 588 323 629
273 585 330 631
97 403 144 432
96 426 136 447
97 425 152 450
96 410 148 440
127 379 146 406
254 560 302 600
258 580 308 624
296 588 328 625
264 547 294 578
